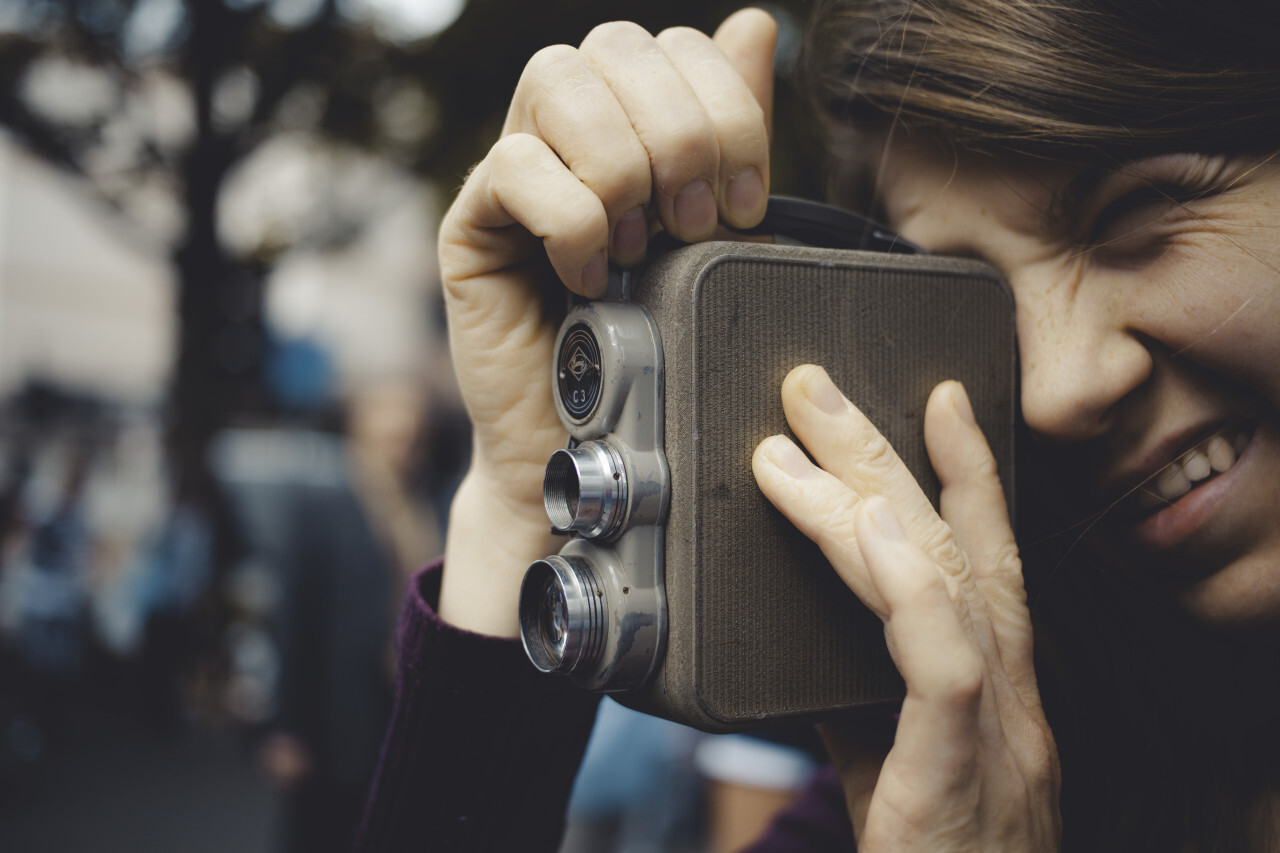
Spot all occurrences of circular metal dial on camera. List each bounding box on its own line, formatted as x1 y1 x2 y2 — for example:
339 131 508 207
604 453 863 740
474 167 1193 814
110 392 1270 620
558 323 603 422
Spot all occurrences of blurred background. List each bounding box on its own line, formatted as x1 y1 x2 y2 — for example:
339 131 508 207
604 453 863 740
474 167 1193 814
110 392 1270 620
0 1 822 851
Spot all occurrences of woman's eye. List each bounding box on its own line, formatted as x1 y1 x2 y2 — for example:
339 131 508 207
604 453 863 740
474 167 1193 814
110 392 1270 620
1085 183 1205 257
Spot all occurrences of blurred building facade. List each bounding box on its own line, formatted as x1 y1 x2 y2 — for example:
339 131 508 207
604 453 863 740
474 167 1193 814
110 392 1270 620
0 117 454 851
0 128 450 405
0 133 174 403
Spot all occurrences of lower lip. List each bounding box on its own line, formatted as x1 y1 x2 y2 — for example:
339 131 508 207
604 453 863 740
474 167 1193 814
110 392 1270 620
1128 427 1257 553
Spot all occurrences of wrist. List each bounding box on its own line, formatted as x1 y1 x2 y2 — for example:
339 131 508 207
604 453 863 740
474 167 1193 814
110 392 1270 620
440 470 561 638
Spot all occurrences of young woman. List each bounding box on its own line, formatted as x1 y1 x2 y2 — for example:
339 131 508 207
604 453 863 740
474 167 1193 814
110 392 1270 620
355 2 1280 850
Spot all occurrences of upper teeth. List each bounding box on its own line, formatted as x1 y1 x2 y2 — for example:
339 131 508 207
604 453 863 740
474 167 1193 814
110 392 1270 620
1136 432 1245 509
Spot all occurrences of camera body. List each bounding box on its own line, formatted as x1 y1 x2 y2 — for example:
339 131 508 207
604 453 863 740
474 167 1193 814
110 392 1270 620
520 204 1017 733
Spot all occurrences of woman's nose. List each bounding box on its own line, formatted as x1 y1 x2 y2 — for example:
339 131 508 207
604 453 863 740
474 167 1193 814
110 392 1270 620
1015 287 1152 443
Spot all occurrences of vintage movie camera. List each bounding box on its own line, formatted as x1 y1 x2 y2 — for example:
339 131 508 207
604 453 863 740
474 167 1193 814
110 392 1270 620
519 198 1017 732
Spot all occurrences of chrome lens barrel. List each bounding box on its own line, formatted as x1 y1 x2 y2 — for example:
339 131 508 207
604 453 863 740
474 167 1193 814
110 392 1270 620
519 555 606 676
543 441 626 538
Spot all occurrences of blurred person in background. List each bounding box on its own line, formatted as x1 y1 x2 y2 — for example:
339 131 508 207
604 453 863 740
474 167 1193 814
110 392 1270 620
225 358 462 853
130 465 215 736
346 381 447 624
229 417 398 853
4 443 94 739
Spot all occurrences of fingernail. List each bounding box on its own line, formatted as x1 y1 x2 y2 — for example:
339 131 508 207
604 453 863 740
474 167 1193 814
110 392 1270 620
674 179 716 238
582 250 607 296
805 368 847 415
951 383 976 426
765 437 816 479
864 496 907 542
612 208 648 263
725 167 764 224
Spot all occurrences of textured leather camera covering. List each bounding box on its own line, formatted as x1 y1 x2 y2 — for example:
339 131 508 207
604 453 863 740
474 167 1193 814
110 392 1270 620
633 242 1016 730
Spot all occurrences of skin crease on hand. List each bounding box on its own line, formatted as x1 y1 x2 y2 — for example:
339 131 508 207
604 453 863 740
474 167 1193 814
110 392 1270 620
875 136 1280 627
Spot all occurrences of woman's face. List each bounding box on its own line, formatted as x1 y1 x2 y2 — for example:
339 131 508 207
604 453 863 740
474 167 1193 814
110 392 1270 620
876 138 1280 627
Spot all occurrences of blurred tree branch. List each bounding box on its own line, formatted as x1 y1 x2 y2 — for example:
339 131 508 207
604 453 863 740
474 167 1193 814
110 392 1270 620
0 0 817 547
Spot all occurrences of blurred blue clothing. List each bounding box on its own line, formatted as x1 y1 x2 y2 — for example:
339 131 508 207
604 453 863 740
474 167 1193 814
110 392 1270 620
266 336 335 411
569 697 700 819
15 501 90 675
92 505 213 657
137 506 212 616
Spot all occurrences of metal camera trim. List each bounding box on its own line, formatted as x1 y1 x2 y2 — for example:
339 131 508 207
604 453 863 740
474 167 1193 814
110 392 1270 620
519 273 670 693
518 199 1017 729
543 440 627 539
518 555 606 675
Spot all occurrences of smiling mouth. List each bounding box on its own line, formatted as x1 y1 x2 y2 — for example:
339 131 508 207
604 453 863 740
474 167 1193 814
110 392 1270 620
1126 426 1252 515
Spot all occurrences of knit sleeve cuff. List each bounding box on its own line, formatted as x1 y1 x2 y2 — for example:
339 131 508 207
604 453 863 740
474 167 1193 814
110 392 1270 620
354 560 601 853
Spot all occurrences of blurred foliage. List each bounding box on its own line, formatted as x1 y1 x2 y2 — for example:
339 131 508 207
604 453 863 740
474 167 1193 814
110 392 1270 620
0 0 821 488
0 0 820 255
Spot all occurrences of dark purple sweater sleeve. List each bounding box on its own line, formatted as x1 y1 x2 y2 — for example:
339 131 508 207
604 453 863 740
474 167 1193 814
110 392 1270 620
743 765 855 851
353 561 602 852
355 561 858 852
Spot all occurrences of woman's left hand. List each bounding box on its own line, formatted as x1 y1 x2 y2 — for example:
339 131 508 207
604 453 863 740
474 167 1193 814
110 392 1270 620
752 364 1062 852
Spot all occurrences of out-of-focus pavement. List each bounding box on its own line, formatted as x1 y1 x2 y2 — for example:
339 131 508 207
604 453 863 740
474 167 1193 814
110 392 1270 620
0 709 278 853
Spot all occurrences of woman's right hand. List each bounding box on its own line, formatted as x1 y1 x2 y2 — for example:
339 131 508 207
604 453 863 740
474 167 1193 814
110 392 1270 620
437 9 778 637
753 369 1062 851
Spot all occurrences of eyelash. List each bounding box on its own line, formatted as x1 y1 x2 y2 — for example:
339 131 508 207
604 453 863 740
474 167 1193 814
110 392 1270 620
1086 181 1212 250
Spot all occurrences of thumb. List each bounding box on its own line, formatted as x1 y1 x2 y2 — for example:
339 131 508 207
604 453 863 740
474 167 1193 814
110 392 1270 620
713 7 777 141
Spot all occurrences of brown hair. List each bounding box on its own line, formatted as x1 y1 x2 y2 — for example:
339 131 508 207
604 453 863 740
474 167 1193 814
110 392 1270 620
799 0 1280 208
797 2 1280 850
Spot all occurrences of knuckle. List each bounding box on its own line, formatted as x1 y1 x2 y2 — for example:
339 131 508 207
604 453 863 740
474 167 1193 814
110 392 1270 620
522 43 582 80
718 105 768 154
655 110 717 154
796 487 858 547
488 131 539 167
1024 748 1058 794
936 649 985 709
438 247 469 297
573 152 651 212
816 503 860 549
848 430 899 480
654 25 709 50
921 523 967 577
966 448 1004 489
672 120 718 160
581 20 652 52
555 196 608 242
651 127 719 194
895 585 984 705
986 542 1023 578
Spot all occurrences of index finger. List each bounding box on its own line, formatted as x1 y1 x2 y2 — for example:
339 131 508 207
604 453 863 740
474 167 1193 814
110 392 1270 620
780 365 965 578
656 25 770 228
661 10 777 227
712 8 776 138
925 381 1041 711
925 381 1019 580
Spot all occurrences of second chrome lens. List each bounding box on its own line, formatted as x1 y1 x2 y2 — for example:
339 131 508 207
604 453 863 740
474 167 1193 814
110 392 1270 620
519 555 606 676
544 441 626 538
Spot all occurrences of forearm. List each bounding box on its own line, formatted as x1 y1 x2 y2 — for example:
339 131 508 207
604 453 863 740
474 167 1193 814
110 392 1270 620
355 563 600 852
439 471 563 638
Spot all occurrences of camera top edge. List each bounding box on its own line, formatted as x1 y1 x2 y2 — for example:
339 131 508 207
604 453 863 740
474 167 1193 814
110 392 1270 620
737 195 925 255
